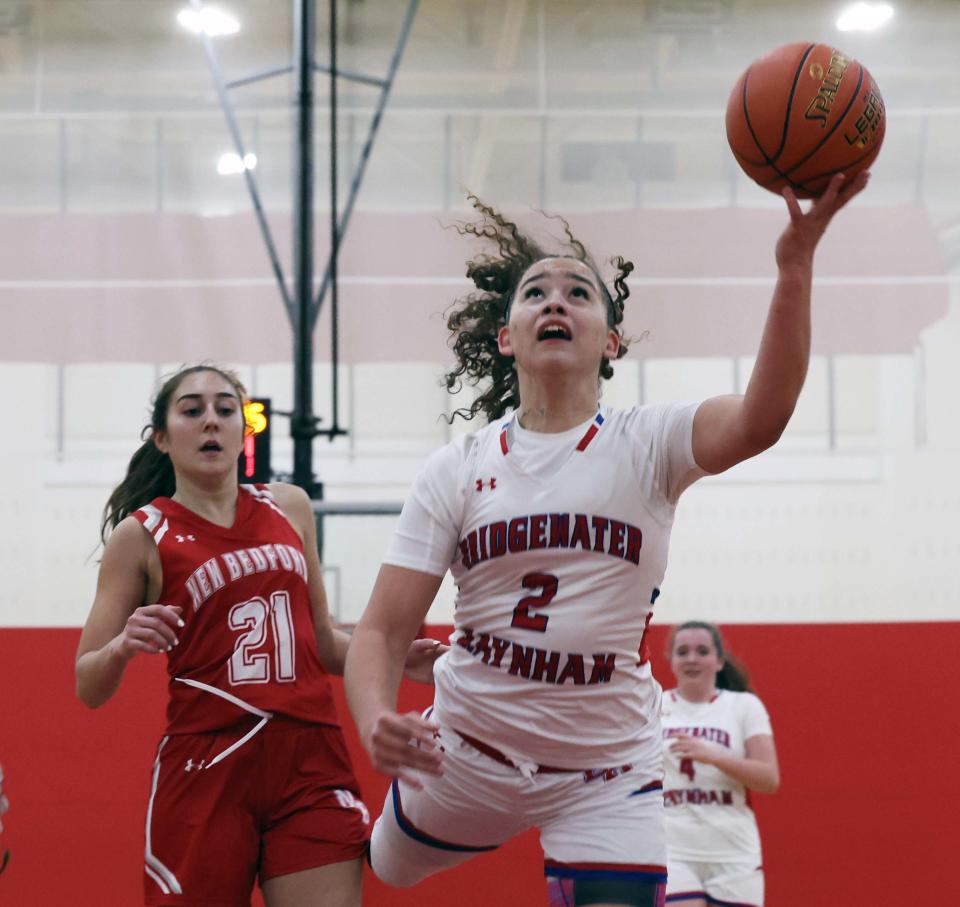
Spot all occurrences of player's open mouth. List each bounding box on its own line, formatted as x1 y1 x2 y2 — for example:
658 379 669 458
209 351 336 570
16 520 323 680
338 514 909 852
199 441 223 452
537 324 572 341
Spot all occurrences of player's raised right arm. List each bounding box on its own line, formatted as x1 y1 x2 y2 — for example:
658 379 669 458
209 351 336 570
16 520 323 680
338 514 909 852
344 564 444 786
75 518 181 709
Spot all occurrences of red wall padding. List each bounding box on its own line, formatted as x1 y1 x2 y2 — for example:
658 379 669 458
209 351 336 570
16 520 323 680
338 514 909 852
0 622 955 905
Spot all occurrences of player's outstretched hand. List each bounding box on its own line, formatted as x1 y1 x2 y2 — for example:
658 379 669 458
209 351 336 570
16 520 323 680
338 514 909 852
113 604 184 659
364 709 443 789
402 637 449 685
776 170 870 274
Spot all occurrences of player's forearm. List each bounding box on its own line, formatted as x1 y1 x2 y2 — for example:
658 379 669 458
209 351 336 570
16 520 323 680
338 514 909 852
740 265 812 447
314 624 352 676
711 752 780 793
343 622 408 743
75 638 132 709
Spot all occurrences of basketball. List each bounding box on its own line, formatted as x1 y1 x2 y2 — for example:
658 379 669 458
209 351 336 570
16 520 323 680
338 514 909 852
725 42 885 198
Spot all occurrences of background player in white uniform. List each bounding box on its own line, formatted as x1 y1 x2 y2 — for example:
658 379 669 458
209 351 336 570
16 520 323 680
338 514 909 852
662 622 779 907
344 175 866 907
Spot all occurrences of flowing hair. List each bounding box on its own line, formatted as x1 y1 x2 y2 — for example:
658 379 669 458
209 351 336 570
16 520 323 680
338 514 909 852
100 364 248 542
444 195 634 423
667 621 753 693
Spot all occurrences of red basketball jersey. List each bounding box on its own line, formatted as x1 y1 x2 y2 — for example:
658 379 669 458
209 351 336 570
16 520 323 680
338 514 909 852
132 484 339 735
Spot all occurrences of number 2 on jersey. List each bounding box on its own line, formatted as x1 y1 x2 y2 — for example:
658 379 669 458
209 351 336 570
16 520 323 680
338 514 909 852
228 591 296 685
510 572 559 632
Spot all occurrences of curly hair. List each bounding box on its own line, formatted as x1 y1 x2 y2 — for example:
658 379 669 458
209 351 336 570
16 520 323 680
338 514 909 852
100 364 248 542
444 195 634 423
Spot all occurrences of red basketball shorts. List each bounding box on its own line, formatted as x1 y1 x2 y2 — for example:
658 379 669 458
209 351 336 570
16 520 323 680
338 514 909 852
143 717 369 906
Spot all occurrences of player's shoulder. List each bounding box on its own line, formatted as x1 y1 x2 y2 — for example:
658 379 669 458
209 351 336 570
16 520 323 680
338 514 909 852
101 513 155 571
257 482 313 537
718 689 767 712
423 423 497 474
264 481 310 510
605 401 699 434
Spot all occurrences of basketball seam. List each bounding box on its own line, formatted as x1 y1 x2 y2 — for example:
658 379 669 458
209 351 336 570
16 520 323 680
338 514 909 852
781 139 882 191
772 43 817 163
741 69 812 194
778 63 866 179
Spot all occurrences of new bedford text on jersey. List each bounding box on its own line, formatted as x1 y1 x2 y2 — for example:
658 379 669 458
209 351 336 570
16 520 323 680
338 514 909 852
184 543 308 611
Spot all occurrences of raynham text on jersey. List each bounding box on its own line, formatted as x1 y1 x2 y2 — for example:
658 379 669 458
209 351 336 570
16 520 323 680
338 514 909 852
664 788 735 807
184 543 308 611
457 627 616 686
663 726 731 748
458 513 642 571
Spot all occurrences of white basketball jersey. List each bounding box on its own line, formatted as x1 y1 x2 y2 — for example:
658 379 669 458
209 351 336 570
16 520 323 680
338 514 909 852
385 402 704 770
661 689 773 862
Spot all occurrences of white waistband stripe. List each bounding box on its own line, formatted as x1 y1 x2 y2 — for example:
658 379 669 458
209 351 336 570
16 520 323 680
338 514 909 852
174 677 274 719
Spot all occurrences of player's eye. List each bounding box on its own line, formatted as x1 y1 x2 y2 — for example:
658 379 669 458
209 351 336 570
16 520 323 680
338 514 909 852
524 286 543 299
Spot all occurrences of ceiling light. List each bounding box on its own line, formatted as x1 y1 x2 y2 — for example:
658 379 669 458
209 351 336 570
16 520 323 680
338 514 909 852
177 6 240 38
217 152 257 175
836 2 894 32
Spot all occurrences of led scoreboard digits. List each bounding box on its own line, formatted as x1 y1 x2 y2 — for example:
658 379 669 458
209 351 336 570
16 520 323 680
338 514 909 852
239 398 272 483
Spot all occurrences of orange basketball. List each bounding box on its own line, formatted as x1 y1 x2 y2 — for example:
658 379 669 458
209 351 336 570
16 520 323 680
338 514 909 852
726 42 885 198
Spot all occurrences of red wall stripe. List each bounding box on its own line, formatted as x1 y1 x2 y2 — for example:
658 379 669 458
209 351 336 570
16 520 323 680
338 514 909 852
0 622 954 905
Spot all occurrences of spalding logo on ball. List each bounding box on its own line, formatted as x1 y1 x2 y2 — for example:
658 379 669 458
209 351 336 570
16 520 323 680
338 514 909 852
726 42 885 198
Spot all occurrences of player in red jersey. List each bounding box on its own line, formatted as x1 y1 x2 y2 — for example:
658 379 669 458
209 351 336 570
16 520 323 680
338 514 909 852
76 364 443 907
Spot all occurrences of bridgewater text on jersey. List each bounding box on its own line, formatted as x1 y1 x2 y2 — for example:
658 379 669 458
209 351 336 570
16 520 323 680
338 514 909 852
458 512 643 570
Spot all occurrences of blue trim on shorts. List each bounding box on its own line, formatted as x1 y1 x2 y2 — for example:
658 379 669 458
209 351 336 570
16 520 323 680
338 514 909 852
706 896 760 907
666 894 707 904
390 779 498 854
545 866 668 883
628 780 664 797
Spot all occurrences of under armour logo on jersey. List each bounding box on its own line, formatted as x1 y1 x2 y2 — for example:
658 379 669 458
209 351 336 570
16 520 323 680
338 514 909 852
175 534 196 543
334 789 370 825
475 477 497 492
184 758 206 772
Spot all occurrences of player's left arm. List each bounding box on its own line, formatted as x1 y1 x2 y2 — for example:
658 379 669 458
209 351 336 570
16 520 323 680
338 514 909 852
271 483 446 679
669 733 780 793
692 171 870 475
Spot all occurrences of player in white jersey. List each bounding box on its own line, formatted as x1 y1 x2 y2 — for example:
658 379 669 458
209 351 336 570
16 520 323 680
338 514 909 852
344 177 866 907
662 622 779 907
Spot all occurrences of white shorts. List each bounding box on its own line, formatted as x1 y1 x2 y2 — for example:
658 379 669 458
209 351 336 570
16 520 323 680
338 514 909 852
369 720 666 889
665 859 764 906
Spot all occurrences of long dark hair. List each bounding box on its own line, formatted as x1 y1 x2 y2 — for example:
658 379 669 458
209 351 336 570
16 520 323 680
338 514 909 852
668 621 753 693
100 364 247 542
444 195 634 423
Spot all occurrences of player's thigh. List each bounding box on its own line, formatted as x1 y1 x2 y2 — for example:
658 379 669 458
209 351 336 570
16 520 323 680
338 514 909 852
370 728 527 887
259 723 370 885
703 861 764 907
145 734 260 906
261 858 362 907
540 769 667 907
664 858 707 905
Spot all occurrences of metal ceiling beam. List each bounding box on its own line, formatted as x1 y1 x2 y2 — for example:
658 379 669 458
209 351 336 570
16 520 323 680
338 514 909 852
190 0 419 497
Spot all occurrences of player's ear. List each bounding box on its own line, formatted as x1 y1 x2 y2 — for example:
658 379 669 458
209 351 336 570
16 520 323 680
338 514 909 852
497 324 513 357
604 328 619 359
